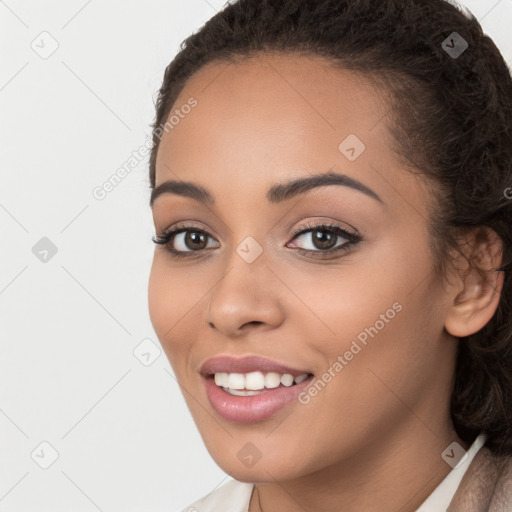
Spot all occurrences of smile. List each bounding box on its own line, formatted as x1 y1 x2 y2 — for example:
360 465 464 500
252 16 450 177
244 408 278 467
213 371 311 395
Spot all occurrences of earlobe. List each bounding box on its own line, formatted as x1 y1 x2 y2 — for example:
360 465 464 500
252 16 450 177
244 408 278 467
444 227 505 338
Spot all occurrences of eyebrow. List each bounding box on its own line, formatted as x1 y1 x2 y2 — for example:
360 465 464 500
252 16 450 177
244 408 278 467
149 170 383 207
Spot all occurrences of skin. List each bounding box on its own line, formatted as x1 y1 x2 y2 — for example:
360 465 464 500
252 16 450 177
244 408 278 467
148 54 504 512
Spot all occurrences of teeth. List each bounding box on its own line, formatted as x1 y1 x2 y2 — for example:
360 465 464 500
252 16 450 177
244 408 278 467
264 372 281 389
280 374 294 387
227 373 245 390
214 372 228 387
225 388 265 396
294 373 308 384
213 371 310 391
245 371 265 390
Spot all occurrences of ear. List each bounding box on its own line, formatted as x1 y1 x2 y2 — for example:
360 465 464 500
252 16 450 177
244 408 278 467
444 227 505 338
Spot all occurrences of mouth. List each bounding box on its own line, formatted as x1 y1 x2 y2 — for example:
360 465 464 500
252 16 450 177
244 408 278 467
199 354 316 422
206 371 315 396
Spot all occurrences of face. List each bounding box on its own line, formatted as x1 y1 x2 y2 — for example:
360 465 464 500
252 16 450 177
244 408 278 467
148 54 458 482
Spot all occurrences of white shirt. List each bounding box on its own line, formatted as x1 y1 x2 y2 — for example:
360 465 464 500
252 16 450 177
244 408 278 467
178 432 487 512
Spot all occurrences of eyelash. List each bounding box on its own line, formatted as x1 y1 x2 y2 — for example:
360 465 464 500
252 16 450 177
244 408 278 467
152 221 362 260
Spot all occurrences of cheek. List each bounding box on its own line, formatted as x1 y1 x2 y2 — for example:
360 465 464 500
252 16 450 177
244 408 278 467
279 260 402 350
147 256 168 337
284 239 441 404
148 255 188 356
147 254 209 375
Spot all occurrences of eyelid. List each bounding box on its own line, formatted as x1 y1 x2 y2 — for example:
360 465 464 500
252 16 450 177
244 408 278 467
159 221 218 239
288 219 359 240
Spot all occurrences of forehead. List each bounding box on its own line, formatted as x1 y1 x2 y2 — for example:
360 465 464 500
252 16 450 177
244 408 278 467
154 53 422 210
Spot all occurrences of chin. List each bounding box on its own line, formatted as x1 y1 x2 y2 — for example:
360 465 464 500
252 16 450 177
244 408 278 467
205 439 306 483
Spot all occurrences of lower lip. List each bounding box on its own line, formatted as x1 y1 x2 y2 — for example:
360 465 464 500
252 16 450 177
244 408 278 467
203 374 314 423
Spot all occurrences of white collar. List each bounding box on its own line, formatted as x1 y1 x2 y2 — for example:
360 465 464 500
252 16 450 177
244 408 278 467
415 432 487 512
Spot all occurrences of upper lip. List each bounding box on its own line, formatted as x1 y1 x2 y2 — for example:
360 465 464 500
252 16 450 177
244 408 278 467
199 355 313 377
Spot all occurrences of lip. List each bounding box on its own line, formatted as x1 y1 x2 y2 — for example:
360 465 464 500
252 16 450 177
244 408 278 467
203 373 315 423
199 355 313 378
199 354 315 423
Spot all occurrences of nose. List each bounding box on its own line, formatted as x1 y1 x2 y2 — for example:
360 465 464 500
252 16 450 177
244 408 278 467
204 250 285 337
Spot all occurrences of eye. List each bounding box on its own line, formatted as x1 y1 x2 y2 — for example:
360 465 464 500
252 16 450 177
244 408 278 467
152 223 219 259
287 221 361 258
152 221 361 260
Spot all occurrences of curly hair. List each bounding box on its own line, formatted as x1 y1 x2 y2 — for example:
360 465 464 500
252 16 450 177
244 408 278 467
148 0 512 455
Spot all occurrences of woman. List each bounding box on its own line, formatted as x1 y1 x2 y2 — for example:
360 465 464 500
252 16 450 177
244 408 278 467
147 0 512 510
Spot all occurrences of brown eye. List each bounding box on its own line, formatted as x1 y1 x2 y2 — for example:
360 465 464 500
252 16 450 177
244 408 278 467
152 224 220 259
288 222 360 257
178 230 209 251
305 228 339 250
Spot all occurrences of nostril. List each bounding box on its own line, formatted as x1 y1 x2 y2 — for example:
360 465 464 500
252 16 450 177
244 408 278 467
243 321 263 328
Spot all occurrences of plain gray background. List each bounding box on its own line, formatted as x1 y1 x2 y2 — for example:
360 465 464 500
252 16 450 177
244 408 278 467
1 1 511 510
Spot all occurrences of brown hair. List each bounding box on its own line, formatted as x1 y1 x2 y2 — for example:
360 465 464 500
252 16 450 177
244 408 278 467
148 0 512 455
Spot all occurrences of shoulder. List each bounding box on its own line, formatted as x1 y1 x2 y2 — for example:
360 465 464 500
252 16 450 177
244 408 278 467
448 446 512 511
177 479 255 512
